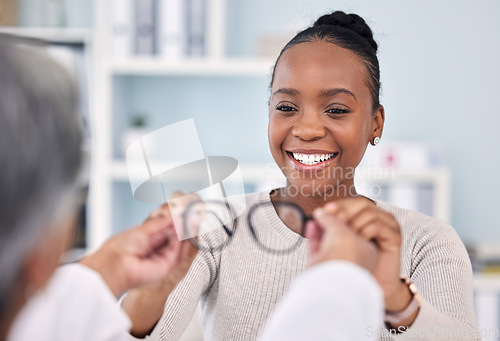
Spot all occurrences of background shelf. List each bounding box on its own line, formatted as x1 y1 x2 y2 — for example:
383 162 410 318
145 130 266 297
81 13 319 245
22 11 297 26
0 27 90 42
110 58 275 76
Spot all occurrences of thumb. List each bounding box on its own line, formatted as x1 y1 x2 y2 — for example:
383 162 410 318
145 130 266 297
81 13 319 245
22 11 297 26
305 220 323 257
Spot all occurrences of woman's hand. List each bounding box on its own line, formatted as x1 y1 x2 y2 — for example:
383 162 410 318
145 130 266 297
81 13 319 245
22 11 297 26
325 197 416 323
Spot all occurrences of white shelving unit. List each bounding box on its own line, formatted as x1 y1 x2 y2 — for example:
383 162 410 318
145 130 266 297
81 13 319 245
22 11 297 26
356 167 451 222
0 27 90 42
110 58 275 76
90 0 235 250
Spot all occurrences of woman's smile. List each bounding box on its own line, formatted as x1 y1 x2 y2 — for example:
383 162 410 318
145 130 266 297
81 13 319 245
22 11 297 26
286 150 338 172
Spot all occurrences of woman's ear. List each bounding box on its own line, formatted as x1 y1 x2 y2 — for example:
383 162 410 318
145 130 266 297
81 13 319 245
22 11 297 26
371 105 385 140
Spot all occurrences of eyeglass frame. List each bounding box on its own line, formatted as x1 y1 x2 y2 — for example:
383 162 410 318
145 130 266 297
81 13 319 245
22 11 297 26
181 198 312 254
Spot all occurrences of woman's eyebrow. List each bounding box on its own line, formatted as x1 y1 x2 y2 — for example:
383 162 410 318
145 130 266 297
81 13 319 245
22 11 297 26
271 88 357 101
319 88 357 101
272 88 300 98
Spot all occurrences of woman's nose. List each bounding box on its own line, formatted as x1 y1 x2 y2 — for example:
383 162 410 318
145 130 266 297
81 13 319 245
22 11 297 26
292 112 327 141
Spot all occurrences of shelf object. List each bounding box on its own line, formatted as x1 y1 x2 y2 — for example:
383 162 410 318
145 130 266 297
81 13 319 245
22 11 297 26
475 274 500 292
110 58 275 76
0 27 90 43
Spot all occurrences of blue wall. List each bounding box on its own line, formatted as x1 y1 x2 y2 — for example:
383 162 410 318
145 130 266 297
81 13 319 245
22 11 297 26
18 0 93 27
113 76 273 162
224 0 500 242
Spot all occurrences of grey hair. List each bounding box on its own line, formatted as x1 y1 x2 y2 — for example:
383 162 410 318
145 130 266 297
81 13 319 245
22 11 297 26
0 36 83 313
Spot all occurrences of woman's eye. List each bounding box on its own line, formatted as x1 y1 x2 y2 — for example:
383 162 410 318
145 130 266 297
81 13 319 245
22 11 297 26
275 104 298 116
326 108 349 116
276 105 297 112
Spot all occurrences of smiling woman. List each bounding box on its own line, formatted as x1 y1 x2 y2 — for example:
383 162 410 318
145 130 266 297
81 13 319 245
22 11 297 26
122 11 480 341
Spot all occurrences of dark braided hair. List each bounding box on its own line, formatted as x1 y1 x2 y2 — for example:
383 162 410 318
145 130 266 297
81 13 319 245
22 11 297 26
271 11 381 110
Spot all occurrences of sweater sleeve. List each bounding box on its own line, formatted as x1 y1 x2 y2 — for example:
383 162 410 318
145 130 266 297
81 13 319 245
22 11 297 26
387 215 480 340
127 247 219 341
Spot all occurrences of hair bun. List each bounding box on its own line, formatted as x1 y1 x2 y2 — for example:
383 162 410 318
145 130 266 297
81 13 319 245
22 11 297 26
313 11 377 52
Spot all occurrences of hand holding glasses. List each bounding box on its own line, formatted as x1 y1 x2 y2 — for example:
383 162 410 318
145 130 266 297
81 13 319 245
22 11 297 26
182 198 312 254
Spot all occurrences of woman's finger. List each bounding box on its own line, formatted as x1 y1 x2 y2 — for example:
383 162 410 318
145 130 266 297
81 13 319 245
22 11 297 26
357 221 401 253
345 208 379 232
328 197 375 223
348 207 400 233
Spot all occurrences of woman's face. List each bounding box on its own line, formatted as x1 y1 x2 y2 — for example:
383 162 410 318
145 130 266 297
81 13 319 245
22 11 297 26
268 41 384 199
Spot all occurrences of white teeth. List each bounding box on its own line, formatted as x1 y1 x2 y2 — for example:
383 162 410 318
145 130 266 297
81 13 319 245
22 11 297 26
291 152 336 166
292 153 303 162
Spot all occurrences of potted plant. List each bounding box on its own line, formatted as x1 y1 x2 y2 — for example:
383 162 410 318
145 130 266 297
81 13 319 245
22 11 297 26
122 112 148 155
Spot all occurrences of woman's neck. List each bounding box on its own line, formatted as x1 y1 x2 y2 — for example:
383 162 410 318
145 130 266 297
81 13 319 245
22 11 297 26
271 181 358 216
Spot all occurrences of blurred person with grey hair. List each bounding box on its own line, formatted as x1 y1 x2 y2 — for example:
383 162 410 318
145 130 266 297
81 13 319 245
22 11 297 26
0 36 198 341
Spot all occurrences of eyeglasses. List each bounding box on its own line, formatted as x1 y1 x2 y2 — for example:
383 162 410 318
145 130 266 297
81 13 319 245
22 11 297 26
181 198 312 254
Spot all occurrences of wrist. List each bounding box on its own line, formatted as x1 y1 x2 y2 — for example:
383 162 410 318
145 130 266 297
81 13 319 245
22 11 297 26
384 279 412 311
384 277 421 328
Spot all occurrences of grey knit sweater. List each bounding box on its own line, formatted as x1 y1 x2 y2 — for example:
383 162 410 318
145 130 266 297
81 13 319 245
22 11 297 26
143 191 479 341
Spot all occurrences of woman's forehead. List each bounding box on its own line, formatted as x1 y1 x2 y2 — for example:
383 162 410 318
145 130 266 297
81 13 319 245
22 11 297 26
275 42 365 79
272 41 370 97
